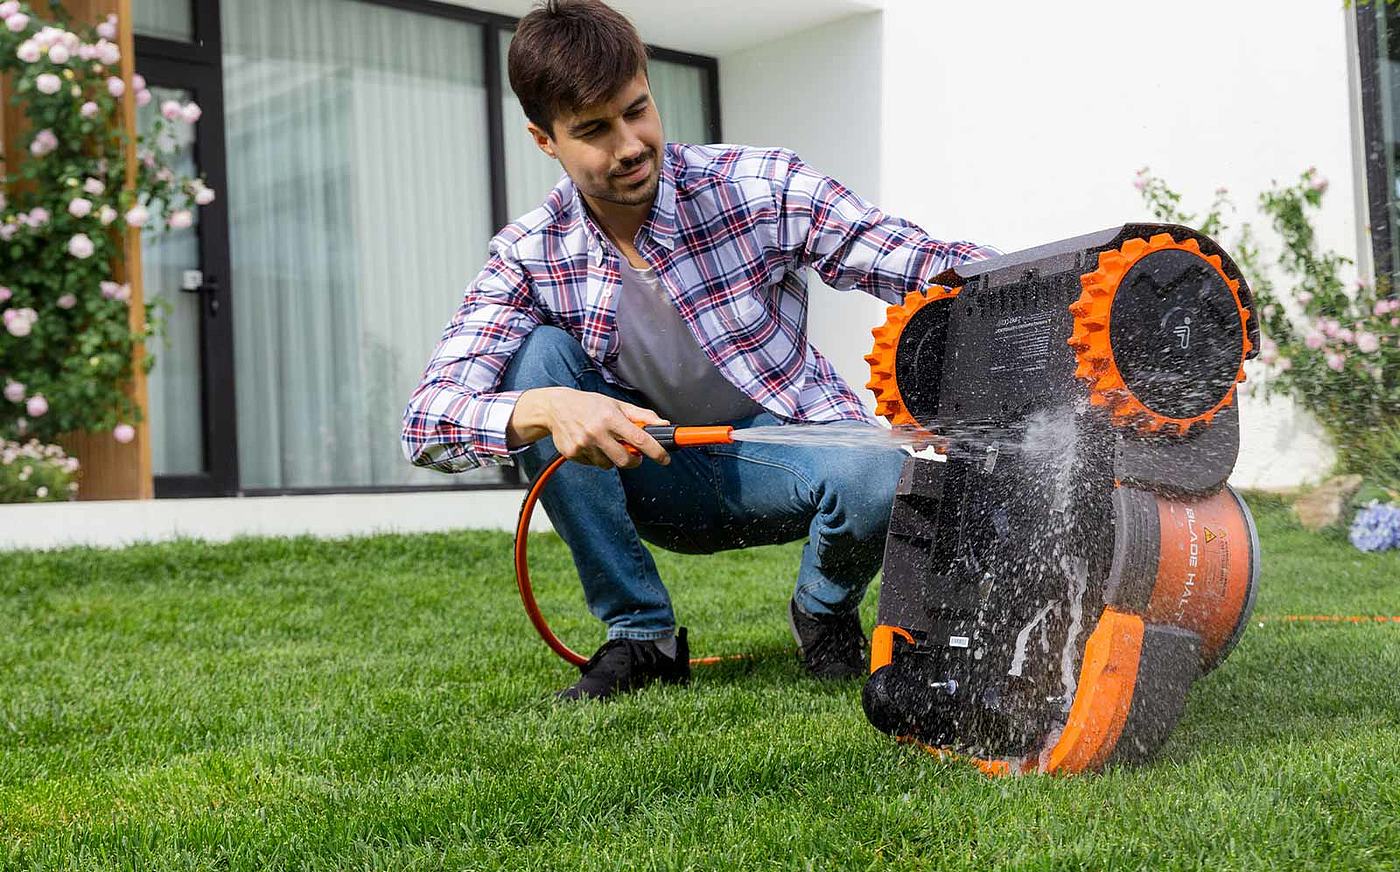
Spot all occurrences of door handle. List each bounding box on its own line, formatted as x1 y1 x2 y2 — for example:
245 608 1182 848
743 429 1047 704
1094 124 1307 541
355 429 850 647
180 269 221 316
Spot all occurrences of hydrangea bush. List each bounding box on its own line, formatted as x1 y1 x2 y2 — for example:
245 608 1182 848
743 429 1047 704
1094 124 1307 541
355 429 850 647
1349 501 1400 553
0 2 212 499
0 436 78 501
1134 167 1399 484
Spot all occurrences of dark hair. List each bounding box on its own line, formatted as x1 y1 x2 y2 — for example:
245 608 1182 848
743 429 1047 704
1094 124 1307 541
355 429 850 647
508 0 649 136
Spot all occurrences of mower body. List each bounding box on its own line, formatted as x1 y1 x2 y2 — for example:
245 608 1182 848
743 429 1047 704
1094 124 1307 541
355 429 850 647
862 224 1261 774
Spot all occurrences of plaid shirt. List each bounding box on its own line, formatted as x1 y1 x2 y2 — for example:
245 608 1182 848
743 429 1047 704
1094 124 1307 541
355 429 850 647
402 143 994 473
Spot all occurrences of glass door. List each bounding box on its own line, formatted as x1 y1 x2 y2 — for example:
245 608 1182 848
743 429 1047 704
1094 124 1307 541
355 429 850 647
136 13 239 497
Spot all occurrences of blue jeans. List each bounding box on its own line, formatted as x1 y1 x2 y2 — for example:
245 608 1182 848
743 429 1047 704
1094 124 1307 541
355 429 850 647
503 326 906 641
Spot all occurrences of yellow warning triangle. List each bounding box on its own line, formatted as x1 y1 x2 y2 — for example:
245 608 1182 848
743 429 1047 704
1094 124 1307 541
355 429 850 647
1204 527 1218 543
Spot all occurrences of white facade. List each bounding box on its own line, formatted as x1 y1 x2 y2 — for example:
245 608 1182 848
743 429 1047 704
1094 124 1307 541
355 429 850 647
719 0 1358 490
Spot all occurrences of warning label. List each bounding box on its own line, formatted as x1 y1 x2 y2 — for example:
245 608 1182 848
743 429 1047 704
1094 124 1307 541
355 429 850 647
990 312 1056 375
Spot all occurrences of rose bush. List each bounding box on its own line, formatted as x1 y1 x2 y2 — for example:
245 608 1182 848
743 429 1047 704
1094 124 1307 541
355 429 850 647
0 2 213 498
1135 166 1399 489
0 436 77 502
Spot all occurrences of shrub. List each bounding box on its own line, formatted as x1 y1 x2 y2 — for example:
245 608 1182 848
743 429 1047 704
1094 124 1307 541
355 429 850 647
0 437 78 502
1135 167 1399 488
0 2 212 465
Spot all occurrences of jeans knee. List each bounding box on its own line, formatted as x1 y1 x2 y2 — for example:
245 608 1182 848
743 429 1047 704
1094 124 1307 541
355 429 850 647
821 451 904 542
500 325 592 392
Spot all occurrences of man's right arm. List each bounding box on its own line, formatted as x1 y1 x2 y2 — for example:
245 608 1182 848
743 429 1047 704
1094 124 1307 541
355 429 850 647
401 249 671 473
401 250 543 473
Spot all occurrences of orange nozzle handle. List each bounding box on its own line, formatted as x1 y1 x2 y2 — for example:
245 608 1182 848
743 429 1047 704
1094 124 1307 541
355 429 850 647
642 424 733 450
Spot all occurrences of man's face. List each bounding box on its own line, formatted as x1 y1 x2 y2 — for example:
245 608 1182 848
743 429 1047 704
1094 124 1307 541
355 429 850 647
529 72 663 209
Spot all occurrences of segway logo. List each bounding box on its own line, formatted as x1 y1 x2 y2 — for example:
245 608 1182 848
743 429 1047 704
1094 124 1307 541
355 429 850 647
1173 317 1192 350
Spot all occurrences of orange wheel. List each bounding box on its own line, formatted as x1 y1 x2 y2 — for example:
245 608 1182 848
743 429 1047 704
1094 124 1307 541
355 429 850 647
866 285 960 434
1068 233 1252 436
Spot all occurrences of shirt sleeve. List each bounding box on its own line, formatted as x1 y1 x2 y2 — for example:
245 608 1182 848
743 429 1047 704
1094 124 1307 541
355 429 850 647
401 244 544 473
773 151 999 304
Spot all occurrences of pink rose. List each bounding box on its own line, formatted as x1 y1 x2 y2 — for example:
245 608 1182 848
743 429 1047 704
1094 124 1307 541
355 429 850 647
194 186 216 206
27 207 49 226
96 14 117 41
1357 332 1380 353
67 233 95 259
0 2 20 18
16 39 38 62
4 307 36 337
136 88 151 107
35 72 61 94
113 423 135 444
1133 176 1147 192
168 209 193 230
56 293 76 309
96 39 119 66
1304 331 1325 350
0 286 9 303
25 395 47 417
80 100 98 118
83 177 105 196
29 128 57 157
180 102 202 124
1296 291 1314 306
1376 300 1389 317
3 380 24 403
0 225 15 241
160 99 181 121
132 73 146 91
1338 328 1355 344
1278 357 1293 372
124 205 148 227
97 205 117 225
106 76 124 97
68 197 92 218
5 12 29 32
99 280 121 299
47 42 69 64
1326 352 1346 372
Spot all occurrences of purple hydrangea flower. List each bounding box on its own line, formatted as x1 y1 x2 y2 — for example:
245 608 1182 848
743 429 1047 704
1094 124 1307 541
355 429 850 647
1349 501 1400 553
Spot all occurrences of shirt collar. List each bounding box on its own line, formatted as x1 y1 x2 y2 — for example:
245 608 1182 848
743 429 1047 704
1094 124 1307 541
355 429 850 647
570 145 679 257
638 145 678 251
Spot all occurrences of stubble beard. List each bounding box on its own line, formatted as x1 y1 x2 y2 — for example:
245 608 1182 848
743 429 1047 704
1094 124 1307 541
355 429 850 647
588 156 659 208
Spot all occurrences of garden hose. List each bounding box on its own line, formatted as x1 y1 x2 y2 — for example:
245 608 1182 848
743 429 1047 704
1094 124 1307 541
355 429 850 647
513 424 735 667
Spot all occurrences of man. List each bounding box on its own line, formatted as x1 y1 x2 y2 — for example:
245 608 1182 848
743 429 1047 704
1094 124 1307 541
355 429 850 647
402 0 993 700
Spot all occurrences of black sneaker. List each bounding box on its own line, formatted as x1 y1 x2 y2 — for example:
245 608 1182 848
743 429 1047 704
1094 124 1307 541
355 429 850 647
557 627 690 701
789 598 867 679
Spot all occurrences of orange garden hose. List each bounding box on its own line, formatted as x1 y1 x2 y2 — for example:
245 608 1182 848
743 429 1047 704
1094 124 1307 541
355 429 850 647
513 424 736 668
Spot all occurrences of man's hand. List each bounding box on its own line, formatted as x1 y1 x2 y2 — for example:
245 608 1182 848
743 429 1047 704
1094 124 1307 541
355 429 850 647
507 386 671 469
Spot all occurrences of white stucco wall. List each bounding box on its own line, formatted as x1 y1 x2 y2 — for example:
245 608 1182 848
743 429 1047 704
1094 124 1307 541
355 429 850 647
721 1 1354 488
875 0 1356 488
720 12 889 396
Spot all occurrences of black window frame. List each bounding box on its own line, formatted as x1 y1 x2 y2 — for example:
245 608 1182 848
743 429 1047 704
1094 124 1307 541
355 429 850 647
135 0 722 498
1357 1 1399 288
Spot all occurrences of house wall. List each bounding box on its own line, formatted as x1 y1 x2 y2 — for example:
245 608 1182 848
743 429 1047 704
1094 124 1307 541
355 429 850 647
719 12 890 399
726 1 1356 489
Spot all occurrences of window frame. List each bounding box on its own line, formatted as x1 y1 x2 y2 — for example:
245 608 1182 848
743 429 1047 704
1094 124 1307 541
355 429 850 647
1356 1 1398 285
135 0 722 497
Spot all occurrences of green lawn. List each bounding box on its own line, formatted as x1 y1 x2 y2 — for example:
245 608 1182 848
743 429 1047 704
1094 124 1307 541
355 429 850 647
1 494 1398 870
